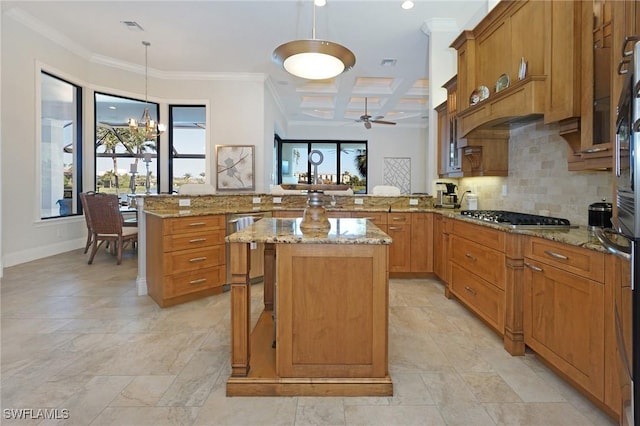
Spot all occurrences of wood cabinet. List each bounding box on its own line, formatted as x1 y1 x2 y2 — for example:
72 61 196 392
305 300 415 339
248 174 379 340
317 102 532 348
524 237 607 403
410 213 433 273
433 214 447 283
448 220 506 333
146 213 226 307
436 76 462 178
387 212 411 273
564 0 616 170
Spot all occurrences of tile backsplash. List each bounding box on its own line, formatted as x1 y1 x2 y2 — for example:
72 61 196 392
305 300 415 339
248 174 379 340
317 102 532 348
455 120 613 227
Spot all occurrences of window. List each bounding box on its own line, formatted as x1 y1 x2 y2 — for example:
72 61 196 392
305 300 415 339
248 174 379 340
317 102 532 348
276 138 367 193
94 93 160 196
169 105 206 192
40 71 82 219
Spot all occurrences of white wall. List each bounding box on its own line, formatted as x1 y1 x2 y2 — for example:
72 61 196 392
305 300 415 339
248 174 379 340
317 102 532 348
284 123 428 194
0 15 282 267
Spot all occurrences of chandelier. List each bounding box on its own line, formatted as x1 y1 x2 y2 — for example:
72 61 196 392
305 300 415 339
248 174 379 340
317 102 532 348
272 0 355 80
129 41 166 140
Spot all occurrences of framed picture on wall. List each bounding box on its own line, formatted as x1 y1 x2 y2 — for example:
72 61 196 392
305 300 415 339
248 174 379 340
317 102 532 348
216 145 255 191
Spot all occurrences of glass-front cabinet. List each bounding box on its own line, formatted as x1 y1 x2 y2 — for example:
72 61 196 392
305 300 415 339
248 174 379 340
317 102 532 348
436 75 462 178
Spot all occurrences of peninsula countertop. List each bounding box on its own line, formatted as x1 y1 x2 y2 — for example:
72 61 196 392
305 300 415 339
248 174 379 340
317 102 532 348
225 217 392 245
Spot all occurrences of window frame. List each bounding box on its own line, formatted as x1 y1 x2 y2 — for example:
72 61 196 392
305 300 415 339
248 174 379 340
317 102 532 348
168 104 207 192
276 137 368 193
40 70 83 220
93 91 162 195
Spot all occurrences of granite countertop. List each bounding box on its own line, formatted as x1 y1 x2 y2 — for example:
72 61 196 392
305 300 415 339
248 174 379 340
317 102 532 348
143 204 616 254
225 218 392 245
145 207 271 218
434 210 612 253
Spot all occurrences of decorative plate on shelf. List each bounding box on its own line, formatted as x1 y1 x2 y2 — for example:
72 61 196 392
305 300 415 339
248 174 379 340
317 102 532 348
495 73 510 92
469 89 480 105
478 85 490 101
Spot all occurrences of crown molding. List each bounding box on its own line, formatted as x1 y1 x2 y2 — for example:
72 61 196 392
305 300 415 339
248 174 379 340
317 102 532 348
421 18 459 36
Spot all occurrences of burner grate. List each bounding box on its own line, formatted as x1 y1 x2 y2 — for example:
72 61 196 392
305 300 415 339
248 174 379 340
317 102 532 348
460 210 573 228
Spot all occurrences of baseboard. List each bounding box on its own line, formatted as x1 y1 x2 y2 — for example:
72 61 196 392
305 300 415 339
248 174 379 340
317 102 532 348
2 238 85 268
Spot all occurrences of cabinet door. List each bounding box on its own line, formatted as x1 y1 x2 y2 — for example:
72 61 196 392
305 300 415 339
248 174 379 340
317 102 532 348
524 259 605 399
387 223 411 273
433 215 445 280
410 213 433 273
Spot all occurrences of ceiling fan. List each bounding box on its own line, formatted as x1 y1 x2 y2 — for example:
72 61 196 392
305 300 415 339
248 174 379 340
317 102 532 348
356 97 397 129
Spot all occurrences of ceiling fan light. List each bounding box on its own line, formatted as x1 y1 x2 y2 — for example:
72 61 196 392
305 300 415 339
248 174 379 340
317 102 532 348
273 40 355 80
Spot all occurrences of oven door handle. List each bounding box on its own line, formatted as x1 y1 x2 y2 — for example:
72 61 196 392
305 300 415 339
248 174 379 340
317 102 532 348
593 228 631 260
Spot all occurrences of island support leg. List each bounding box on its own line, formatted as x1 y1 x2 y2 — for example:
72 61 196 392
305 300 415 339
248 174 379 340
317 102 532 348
230 242 251 376
263 243 275 311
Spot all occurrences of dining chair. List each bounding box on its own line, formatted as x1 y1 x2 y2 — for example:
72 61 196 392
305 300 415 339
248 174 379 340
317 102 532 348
79 191 94 253
82 192 138 265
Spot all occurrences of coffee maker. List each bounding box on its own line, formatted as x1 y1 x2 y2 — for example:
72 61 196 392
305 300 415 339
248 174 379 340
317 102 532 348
435 182 458 208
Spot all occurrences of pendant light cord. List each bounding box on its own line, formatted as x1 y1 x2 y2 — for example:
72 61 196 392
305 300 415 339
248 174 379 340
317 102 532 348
143 41 150 106
311 0 316 40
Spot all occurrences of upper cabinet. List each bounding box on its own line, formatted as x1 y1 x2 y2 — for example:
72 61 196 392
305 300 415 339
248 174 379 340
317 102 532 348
447 0 625 171
436 76 462 178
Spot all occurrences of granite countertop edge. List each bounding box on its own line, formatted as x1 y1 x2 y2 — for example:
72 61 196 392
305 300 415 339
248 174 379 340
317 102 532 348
143 206 611 253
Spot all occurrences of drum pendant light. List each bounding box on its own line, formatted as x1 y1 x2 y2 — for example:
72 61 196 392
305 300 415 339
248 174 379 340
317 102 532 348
272 0 355 80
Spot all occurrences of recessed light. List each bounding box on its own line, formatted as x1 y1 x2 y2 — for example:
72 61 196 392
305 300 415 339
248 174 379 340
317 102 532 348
401 1 414 10
314 0 326 6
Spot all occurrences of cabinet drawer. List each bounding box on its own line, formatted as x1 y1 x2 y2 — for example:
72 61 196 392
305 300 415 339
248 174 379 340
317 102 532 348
163 230 225 252
450 235 505 290
450 263 504 332
164 245 225 274
166 215 225 234
164 266 226 298
350 211 388 225
525 237 604 281
387 213 411 225
452 220 504 251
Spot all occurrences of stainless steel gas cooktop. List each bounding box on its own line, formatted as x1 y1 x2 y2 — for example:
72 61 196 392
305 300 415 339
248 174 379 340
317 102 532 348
460 210 577 230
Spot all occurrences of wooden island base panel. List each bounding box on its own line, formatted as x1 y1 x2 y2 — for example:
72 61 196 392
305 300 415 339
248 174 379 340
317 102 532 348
226 218 393 397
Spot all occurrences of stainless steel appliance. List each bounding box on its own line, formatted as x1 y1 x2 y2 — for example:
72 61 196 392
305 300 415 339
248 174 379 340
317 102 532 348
597 36 640 426
460 210 576 230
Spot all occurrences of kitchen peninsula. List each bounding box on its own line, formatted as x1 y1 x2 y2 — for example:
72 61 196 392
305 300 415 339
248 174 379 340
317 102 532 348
225 217 393 396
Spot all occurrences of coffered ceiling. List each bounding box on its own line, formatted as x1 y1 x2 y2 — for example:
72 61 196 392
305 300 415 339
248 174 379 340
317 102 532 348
3 0 489 128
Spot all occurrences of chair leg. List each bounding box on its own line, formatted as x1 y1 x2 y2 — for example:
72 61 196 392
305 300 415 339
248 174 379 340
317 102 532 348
88 238 99 264
117 237 123 265
84 230 92 254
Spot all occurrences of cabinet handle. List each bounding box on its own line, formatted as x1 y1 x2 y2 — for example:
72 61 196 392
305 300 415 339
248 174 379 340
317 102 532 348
388 226 401 230
622 35 640 57
188 222 206 227
581 146 609 154
543 250 568 260
464 286 477 296
189 278 207 285
189 238 207 243
618 58 630 75
189 257 207 262
464 253 476 262
525 262 543 272
391 217 406 222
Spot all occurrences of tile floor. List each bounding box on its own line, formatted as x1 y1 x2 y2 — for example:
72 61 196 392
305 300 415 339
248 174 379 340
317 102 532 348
1 248 617 425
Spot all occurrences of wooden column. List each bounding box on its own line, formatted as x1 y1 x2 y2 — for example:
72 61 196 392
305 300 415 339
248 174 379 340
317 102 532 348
230 242 251 376
503 233 525 355
263 243 275 311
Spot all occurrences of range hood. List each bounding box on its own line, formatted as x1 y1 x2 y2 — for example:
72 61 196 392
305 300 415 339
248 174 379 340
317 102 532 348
456 76 546 137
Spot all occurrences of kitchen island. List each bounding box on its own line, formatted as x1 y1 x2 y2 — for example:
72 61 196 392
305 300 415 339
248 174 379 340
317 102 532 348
226 217 393 396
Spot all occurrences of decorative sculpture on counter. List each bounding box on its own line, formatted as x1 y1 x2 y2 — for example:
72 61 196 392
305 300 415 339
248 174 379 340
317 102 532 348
282 150 346 231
